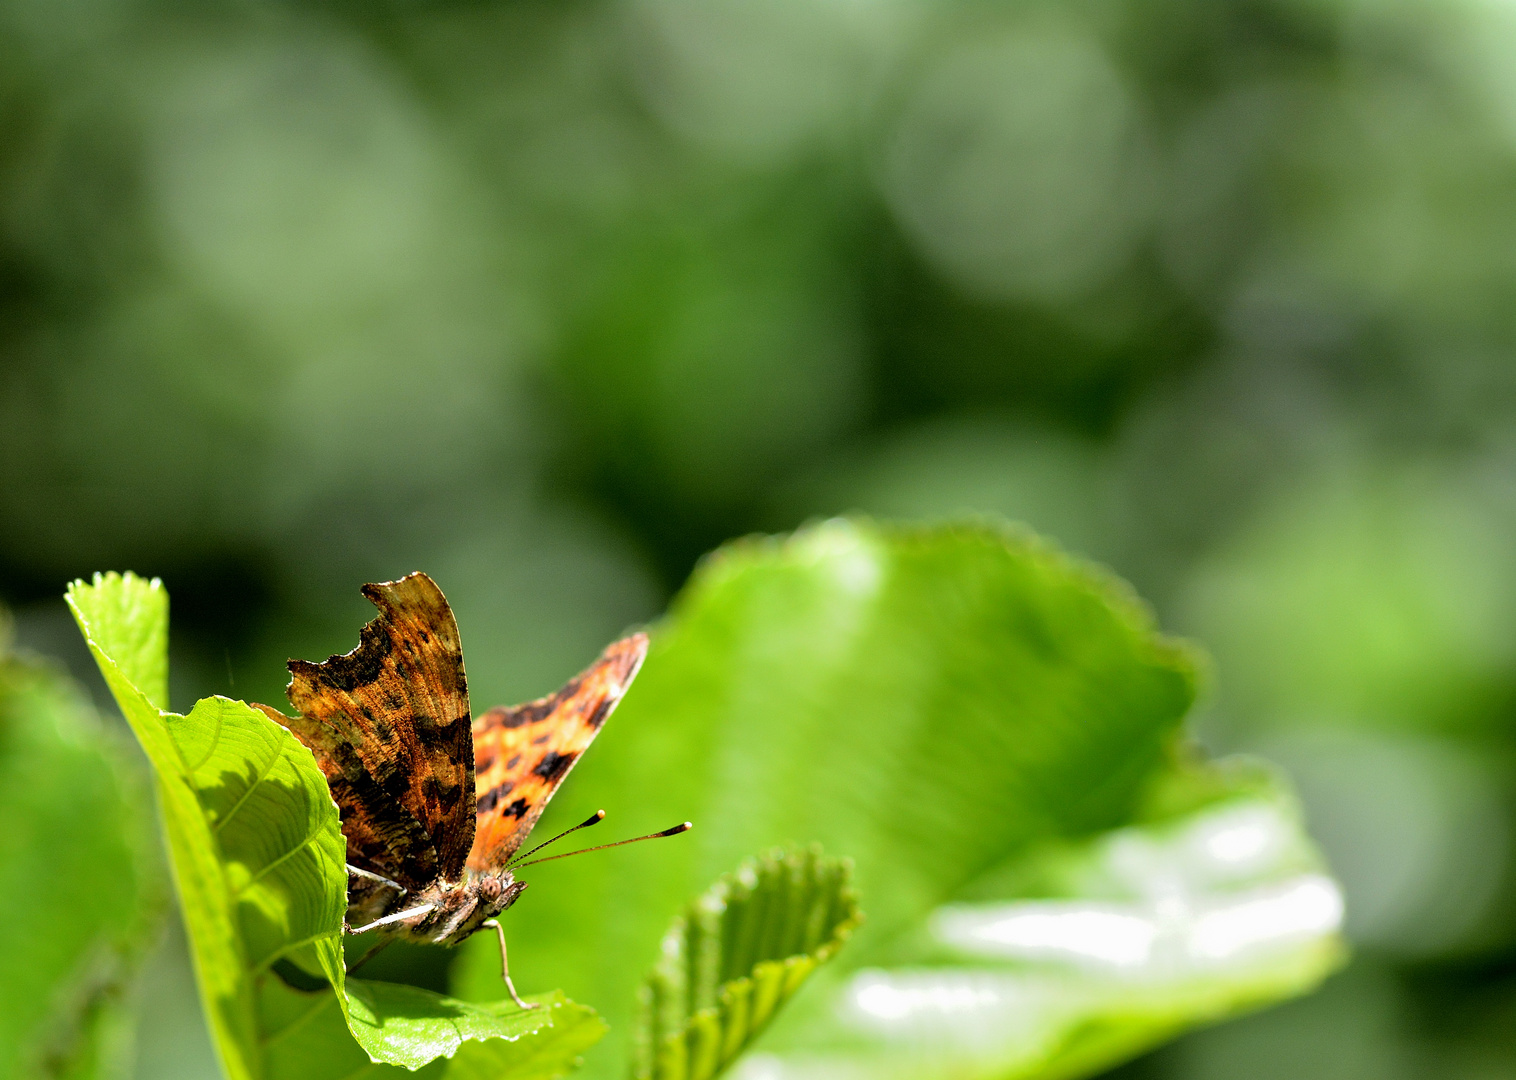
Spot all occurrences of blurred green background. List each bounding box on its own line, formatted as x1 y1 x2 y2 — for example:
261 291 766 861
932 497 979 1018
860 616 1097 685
5 0 1516 1076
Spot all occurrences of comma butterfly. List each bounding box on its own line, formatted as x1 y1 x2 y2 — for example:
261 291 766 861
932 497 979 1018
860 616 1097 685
254 572 688 1008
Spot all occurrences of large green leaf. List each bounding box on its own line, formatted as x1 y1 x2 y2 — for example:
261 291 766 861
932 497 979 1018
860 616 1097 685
634 848 861 1080
452 519 1343 1080
0 625 163 1080
67 572 606 1079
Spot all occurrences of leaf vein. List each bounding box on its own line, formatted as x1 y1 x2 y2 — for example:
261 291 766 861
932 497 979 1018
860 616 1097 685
185 702 227 775
232 825 327 898
211 741 285 835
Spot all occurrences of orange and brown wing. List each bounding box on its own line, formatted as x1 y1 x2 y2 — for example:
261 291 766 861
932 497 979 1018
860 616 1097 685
466 633 648 872
255 572 474 890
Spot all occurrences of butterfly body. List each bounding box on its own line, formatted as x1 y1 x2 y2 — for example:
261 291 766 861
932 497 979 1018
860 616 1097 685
361 870 526 945
255 572 649 1004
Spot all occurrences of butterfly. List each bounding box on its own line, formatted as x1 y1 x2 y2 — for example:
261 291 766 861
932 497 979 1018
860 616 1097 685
254 572 687 1008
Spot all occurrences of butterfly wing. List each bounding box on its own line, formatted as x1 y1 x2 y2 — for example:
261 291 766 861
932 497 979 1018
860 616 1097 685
467 633 648 872
255 572 475 891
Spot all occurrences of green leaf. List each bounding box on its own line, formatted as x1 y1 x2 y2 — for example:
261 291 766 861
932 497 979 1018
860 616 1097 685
342 980 605 1071
68 573 346 1080
67 571 606 1080
451 519 1343 1080
0 634 163 1080
775 760 1347 1080
258 981 605 1080
634 848 861 1080
66 571 170 712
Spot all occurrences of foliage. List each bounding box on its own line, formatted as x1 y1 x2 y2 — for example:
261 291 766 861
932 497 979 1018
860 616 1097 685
3 0 1513 1074
454 519 1344 1080
0 621 162 1080
634 848 861 1080
67 572 606 1080
45 519 1347 1080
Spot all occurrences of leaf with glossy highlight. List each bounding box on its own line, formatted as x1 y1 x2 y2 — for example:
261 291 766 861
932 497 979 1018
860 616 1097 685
453 519 1344 1080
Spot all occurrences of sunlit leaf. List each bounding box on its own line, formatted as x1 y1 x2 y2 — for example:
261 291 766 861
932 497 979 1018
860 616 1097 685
67 571 605 1080
634 848 861 1080
68 573 344 1080
454 519 1343 1080
767 761 1346 1080
259 980 604 1080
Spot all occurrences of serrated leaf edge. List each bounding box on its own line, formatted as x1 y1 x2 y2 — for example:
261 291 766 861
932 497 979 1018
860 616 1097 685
634 847 862 1080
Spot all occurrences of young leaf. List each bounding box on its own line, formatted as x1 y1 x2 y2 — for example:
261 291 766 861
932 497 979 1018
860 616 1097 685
0 633 163 1080
67 571 606 1080
634 848 861 1080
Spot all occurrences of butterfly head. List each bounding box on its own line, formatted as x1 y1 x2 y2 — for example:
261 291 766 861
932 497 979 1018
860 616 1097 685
447 872 529 942
396 872 528 948
472 872 529 917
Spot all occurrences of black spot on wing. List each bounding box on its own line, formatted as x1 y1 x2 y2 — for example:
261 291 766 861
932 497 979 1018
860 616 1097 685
587 695 615 728
503 797 530 820
477 782 515 815
325 770 438 889
533 751 577 782
483 677 590 731
430 712 472 739
422 775 467 814
366 706 394 744
507 754 521 769
377 762 411 800
513 699 557 726
480 704 537 730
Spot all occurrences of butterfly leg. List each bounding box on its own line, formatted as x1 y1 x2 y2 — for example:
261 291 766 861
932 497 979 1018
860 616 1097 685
483 918 538 1010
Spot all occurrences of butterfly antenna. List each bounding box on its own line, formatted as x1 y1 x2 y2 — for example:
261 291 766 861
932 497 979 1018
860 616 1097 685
514 821 692 870
507 810 607 868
